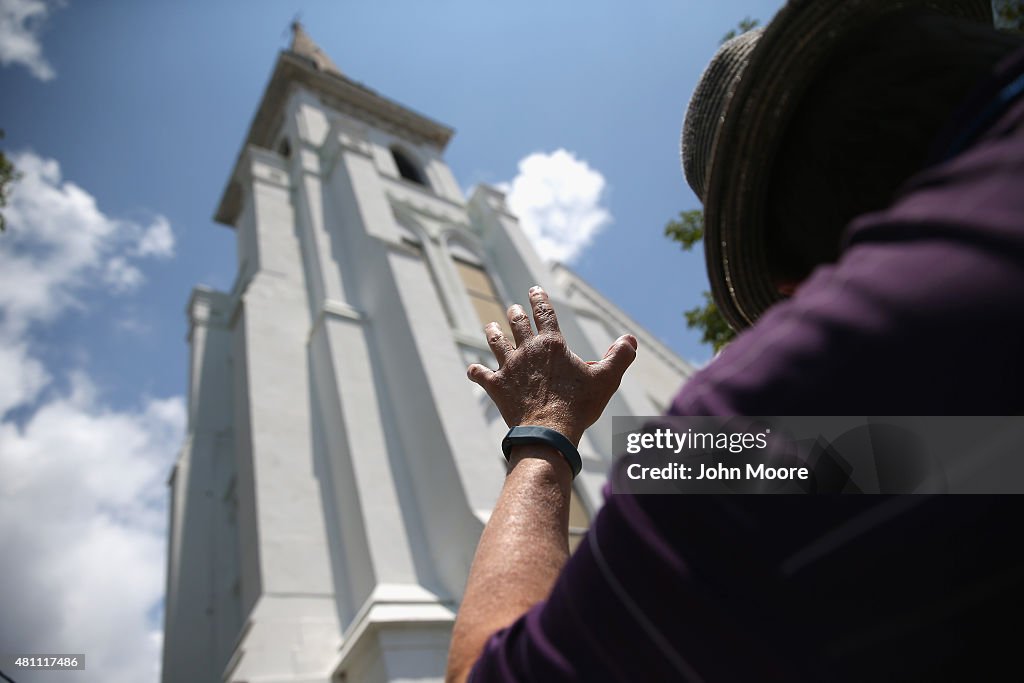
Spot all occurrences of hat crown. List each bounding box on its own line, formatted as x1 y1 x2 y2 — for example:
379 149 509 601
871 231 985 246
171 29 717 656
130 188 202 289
680 0 992 331
681 28 764 202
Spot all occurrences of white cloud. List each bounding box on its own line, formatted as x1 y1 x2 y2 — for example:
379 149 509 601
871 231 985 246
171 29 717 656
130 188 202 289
0 339 48 415
0 0 62 81
135 215 175 258
0 150 183 683
0 150 174 336
105 255 145 291
0 388 185 683
500 149 612 263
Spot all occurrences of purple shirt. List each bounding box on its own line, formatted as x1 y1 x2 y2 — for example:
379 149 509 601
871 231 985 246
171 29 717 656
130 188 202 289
470 49 1024 682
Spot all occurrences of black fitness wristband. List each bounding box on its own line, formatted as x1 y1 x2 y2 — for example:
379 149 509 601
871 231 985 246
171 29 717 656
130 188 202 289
501 426 583 478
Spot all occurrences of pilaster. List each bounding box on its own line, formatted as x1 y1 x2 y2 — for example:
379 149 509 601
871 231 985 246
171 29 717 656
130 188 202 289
224 141 342 681
163 288 238 683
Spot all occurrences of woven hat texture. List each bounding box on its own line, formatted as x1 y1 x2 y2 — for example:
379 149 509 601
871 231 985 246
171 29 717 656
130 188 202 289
681 0 993 330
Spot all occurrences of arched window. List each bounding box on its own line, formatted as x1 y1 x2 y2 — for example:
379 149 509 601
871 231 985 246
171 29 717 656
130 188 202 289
391 146 429 187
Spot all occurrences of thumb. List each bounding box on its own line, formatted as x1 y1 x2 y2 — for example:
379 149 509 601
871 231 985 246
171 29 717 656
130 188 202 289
594 334 638 380
467 363 496 388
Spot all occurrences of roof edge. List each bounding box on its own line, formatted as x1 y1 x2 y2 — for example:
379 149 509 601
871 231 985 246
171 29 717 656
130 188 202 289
214 51 455 227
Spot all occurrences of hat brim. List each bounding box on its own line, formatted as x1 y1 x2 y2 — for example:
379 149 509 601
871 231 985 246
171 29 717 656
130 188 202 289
702 0 993 331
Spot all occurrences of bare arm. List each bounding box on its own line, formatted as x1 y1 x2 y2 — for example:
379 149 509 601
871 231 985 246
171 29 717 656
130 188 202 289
445 286 637 683
445 445 572 682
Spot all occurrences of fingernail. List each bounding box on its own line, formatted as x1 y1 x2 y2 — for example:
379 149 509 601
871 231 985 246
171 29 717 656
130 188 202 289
530 285 543 294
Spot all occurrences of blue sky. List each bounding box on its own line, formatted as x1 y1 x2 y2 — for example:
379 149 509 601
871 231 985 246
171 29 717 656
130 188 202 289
0 1 785 681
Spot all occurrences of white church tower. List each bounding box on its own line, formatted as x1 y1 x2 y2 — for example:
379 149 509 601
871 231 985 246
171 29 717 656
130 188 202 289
162 24 693 683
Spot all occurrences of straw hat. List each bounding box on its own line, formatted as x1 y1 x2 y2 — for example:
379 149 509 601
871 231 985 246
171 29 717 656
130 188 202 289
681 0 993 331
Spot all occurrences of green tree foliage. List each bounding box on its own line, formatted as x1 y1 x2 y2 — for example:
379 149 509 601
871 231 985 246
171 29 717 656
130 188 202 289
685 292 736 352
0 129 18 232
663 210 737 352
721 16 760 43
663 209 703 250
665 19 763 351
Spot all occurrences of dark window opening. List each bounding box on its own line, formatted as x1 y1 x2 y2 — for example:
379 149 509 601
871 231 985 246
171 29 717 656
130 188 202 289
278 137 291 159
392 147 428 187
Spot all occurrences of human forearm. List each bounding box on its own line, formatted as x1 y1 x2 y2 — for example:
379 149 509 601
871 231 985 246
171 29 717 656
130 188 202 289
446 286 637 681
446 445 572 683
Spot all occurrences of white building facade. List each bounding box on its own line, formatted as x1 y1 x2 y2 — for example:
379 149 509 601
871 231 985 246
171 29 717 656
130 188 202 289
162 25 694 683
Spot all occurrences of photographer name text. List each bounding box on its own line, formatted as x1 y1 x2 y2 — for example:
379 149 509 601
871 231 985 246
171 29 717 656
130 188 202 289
626 461 809 481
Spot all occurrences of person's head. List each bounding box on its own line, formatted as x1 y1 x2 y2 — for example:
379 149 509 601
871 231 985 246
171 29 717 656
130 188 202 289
681 0 1019 330
767 9 1022 288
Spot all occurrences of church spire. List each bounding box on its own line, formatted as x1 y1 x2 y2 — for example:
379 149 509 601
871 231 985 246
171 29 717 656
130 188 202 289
289 20 343 76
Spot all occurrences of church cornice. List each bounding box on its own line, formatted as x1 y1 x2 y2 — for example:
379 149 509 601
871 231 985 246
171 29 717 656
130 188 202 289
386 183 470 231
216 51 454 226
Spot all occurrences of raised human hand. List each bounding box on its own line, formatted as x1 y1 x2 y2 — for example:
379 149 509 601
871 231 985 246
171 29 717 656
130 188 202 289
467 286 638 446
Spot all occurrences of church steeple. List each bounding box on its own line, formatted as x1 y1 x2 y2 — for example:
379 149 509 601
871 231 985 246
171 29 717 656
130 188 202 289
172 12 695 682
215 17 454 225
289 21 343 76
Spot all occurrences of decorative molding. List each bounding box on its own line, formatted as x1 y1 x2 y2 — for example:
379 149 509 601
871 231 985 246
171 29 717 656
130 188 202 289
248 146 292 190
295 146 322 178
385 180 469 227
217 146 292 226
320 117 373 176
308 298 364 343
315 88 449 150
438 224 485 254
387 237 426 258
216 51 453 225
322 298 363 321
186 287 232 345
333 584 455 678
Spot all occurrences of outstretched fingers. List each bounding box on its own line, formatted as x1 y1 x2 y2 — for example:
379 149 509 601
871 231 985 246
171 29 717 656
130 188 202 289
529 286 561 336
485 322 514 367
507 304 534 348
